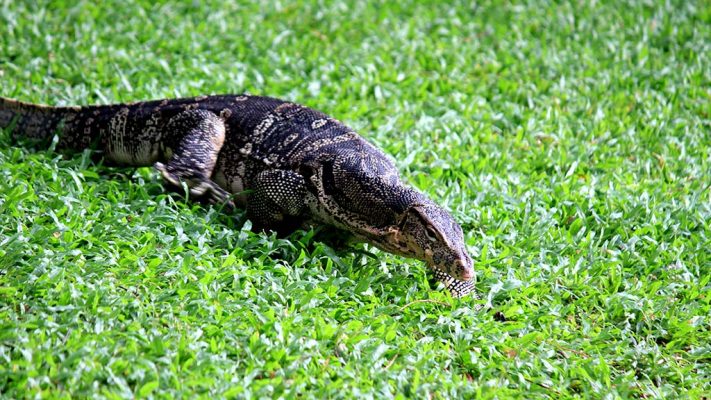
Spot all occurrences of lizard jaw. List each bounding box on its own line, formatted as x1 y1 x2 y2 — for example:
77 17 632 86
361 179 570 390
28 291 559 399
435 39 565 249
426 250 475 281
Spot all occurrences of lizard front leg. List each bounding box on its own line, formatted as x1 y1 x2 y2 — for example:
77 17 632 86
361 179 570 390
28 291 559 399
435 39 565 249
154 109 233 208
246 169 307 235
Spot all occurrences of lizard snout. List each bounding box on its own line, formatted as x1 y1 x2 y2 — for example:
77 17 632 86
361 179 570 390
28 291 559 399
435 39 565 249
452 258 475 281
457 264 474 281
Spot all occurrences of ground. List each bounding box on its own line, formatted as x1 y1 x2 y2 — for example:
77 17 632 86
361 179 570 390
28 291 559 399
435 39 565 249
0 0 709 398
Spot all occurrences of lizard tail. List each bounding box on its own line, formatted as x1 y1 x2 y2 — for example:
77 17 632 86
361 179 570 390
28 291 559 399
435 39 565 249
0 97 79 145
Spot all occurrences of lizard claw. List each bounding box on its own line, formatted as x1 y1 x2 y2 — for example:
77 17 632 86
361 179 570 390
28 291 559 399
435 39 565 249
206 181 236 211
154 162 181 187
191 179 235 211
155 162 235 211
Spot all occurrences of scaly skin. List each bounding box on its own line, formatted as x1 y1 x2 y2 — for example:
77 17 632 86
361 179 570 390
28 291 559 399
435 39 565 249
0 94 478 298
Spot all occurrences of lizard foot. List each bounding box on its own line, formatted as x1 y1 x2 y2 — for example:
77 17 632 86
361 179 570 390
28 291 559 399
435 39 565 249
155 161 180 186
155 162 235 210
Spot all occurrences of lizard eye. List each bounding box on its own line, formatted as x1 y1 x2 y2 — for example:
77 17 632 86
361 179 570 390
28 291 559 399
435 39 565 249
424 226 438 242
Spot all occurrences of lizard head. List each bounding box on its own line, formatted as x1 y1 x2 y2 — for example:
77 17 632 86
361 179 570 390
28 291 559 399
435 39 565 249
381 203 475 281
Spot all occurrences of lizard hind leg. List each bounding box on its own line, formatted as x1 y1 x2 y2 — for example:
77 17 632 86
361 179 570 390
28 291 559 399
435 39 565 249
154 109 234 209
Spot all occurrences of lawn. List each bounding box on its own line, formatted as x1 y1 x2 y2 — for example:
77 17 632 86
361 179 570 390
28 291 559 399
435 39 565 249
0 0 709 398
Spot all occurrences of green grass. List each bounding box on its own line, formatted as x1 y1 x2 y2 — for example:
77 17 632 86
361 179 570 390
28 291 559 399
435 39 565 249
1 0 709 398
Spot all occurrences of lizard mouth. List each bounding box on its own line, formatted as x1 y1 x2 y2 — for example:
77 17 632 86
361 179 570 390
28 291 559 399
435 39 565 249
432 258 474 281
457 267 474 281
454 258 475 281
431 268 478 298
432 264 474 282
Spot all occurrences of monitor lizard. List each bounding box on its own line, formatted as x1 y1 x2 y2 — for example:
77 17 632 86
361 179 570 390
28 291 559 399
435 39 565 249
0 94 478 298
